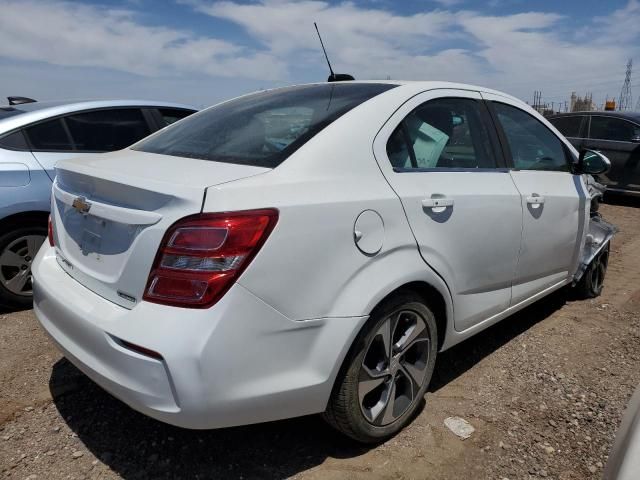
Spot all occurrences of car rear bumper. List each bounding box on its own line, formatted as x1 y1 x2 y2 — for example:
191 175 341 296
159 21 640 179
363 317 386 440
33 245 367 429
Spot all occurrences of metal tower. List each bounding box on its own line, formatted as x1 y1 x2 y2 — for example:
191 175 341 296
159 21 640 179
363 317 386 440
618 59 633 111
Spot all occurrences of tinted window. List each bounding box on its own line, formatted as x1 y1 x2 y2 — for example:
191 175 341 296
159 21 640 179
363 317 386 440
158 108 194 126
549 116 583 138
493 103 568 172
387 98 497 169
0 130 28 150
590 116 640 142
135 83 397 168
25 119 73 151
65 109 150 152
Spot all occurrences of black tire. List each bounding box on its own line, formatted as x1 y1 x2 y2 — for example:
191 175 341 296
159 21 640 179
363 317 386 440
323 292 438 443
574 244 609 299
0 225 47 309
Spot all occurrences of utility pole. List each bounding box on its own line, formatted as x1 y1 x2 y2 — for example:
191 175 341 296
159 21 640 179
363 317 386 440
532 90 544 113
618 58 633 111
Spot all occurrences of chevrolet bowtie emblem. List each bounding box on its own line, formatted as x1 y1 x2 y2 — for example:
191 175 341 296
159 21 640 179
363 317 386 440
72 196 92 215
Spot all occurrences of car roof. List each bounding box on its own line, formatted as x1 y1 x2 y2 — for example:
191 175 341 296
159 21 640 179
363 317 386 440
549 111 640 123
0 99 197 133
285 80 522 101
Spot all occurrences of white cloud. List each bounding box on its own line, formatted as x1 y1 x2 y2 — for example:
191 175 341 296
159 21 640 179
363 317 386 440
0 0 287 81
0 0 638 107
190 0 640 104
433 0 464 6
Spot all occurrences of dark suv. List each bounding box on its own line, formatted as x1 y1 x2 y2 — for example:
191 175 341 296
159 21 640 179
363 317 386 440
548 112 640 195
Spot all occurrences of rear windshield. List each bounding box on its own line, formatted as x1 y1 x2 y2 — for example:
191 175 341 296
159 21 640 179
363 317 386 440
134 83 397 168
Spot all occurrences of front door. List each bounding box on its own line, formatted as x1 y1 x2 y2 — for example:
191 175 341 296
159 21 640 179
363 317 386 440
373 90 523 331
484 95 585 304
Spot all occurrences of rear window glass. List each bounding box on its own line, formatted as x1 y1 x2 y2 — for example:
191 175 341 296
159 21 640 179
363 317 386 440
549 116 583 138
25 119 73 151
65 108 150 152
134 83 397 168
589 116 640 142
158 108 195 126
0 130 28 150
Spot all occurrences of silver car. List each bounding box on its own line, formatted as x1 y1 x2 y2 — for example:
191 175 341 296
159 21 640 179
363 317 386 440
0 98 196 308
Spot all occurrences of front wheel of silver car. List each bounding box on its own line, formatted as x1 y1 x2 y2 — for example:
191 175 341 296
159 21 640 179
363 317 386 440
0 226 47 309
323 292 438 443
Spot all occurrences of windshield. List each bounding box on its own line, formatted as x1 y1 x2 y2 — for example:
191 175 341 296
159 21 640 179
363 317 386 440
134 83 397 168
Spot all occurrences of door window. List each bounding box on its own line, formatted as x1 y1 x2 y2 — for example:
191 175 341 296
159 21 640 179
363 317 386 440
493 103 569 172
386 98 497 169
0 130 28 150
158 108 194 126
25 119 73 151
549 116 584 138
589 116 640 142
65 109 151 152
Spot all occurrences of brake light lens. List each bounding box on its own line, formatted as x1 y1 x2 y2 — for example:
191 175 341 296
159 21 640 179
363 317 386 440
48 215 54 247
143 209 278 308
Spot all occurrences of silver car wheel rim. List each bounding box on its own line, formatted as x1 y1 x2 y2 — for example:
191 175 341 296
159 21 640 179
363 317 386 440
590 249 608 292
358 309 430 426
0 235 46 296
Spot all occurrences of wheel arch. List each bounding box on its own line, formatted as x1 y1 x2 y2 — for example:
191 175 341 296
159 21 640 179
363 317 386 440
323 277 451 414
0 210 50 231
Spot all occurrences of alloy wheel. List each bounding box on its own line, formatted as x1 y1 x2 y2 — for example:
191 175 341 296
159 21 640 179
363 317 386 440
590 248 609 293
0 235 46 296
358 309 431 426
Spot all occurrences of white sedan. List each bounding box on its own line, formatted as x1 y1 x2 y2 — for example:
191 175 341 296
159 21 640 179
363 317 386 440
33 81 615 442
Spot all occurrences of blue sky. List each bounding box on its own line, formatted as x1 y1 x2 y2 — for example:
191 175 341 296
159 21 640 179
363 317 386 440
0 0 638 109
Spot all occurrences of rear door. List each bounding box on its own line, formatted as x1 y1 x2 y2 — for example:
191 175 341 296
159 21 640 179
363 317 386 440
484 95 585 304
584 115 640 192
373 89 523 331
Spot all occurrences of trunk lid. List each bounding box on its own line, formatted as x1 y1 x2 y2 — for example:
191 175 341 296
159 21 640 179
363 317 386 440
51 150 269 308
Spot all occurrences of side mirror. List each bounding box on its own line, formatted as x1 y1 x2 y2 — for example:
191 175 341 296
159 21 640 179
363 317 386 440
579 149 611 175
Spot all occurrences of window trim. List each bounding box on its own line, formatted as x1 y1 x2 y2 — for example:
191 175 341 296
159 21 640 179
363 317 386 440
387 96 507 173
587 114 640 143
486 100 574 173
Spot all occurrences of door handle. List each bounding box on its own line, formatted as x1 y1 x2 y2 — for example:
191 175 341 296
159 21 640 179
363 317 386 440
526 194 545 205
422 197 454 208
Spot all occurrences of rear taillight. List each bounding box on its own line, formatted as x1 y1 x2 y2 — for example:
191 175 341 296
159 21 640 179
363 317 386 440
48 215 54 247
143 209 278 308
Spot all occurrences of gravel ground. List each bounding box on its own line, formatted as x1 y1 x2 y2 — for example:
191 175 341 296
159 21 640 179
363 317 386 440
1 198 639 480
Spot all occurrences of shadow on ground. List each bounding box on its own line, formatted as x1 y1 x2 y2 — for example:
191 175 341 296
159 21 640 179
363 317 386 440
50 290 567 479
0 304 32 315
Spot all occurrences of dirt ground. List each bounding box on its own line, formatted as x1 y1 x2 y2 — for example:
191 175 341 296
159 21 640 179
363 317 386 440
1 198 639 480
